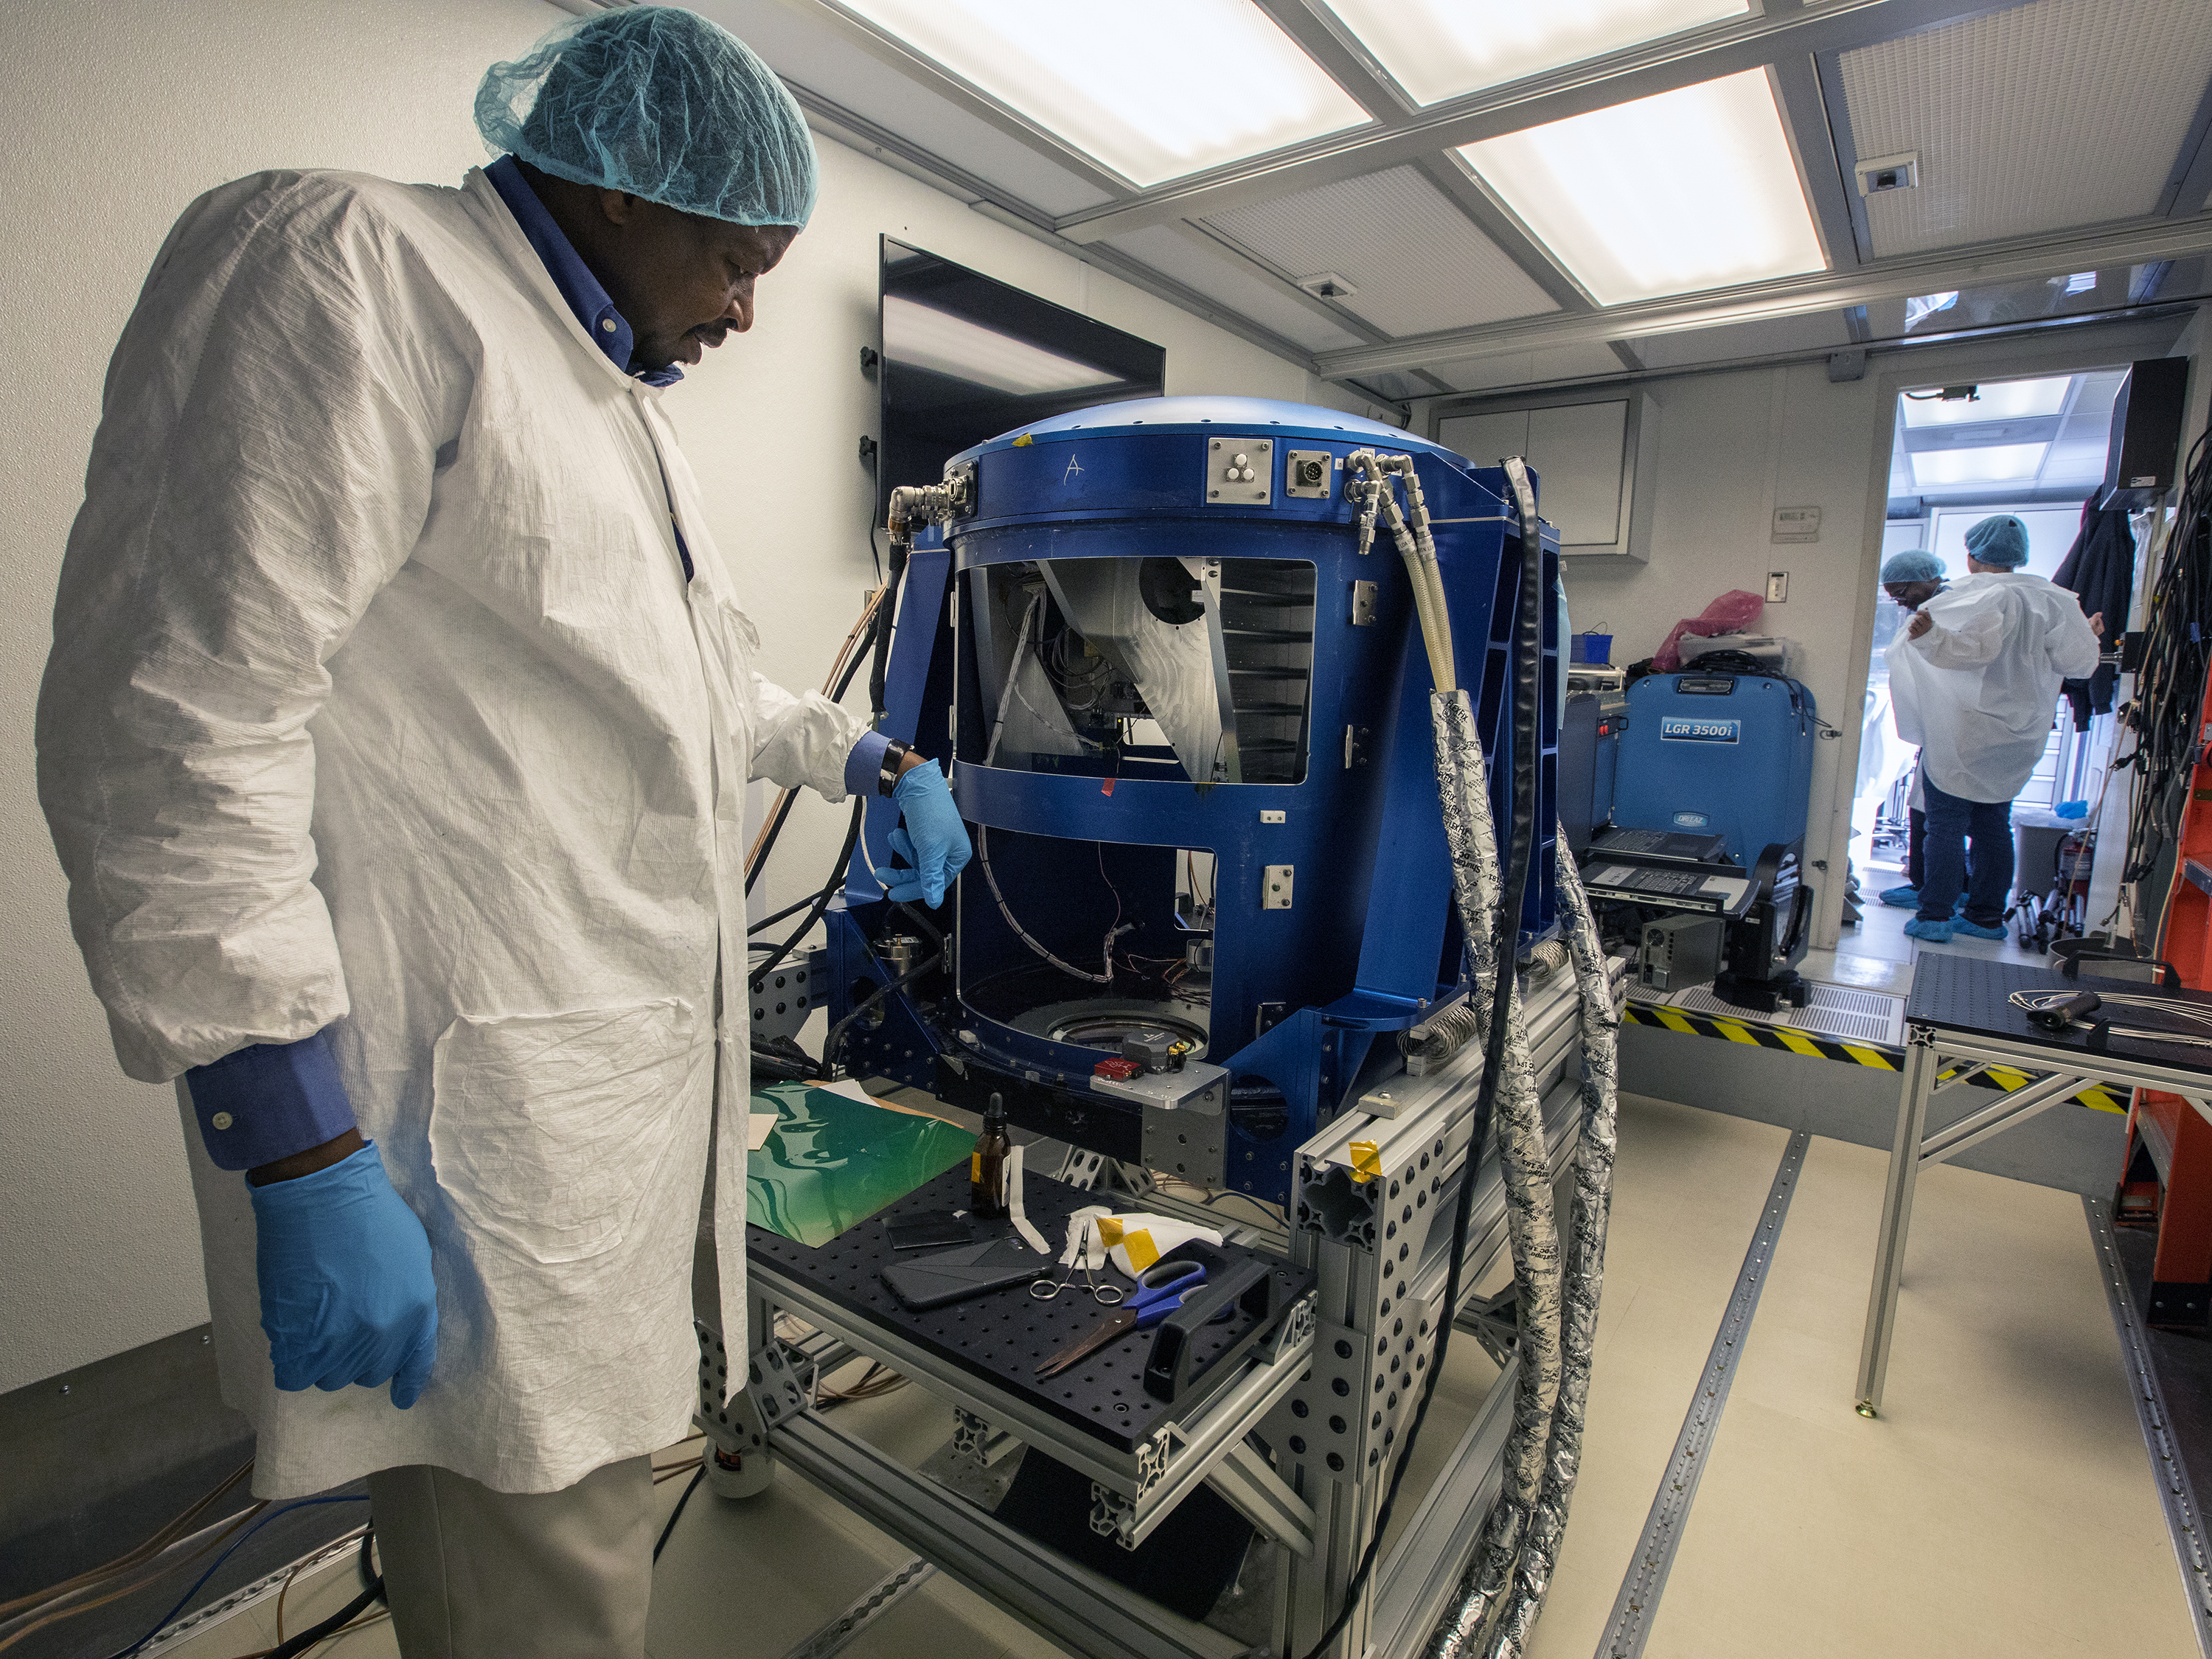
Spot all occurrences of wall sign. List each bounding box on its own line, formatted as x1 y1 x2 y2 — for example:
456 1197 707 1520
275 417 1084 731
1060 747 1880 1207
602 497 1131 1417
1772 505 1821 543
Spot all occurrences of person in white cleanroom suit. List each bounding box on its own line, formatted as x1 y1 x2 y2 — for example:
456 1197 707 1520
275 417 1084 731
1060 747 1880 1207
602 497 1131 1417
35 10 967 1655
1887 514 2101 945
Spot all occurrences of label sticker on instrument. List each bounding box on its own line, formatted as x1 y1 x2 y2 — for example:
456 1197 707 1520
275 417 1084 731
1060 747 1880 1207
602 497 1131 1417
1660 716 1740 743
1672 810 1711 828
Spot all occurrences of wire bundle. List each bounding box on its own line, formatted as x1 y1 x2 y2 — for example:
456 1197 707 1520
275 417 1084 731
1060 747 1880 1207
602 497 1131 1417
2125 428 2212 940
2008 987 2212 1049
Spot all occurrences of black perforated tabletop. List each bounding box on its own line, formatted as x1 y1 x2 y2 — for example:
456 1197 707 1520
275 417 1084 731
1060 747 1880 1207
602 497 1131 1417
1905 953 2212 1077
746 1163 1314 1454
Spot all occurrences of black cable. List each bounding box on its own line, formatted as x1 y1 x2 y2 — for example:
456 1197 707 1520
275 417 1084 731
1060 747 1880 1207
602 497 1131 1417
745 612 880 897
748 795 866 990
1300 459 1546 1659
748 883 835 936
2126 426 2212 942
653 1467 704 1564
261 1530 383 1658
869 538 910 723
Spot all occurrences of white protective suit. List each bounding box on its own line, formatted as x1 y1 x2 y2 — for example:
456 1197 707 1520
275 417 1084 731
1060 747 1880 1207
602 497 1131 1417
37 169 866 1498
1885 571 2101 803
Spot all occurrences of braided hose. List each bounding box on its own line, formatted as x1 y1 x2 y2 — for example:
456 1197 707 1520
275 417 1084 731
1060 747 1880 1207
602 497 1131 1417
1349 451 1457 695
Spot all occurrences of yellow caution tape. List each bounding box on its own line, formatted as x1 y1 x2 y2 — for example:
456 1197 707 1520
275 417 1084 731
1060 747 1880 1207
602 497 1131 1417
1621 1003 2123 1112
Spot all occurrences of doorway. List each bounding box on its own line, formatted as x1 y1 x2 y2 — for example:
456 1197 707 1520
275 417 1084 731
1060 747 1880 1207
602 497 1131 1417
1842 369 2126 977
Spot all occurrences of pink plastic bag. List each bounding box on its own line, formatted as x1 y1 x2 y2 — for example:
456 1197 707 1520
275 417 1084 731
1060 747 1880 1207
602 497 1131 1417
1651 590 1764 672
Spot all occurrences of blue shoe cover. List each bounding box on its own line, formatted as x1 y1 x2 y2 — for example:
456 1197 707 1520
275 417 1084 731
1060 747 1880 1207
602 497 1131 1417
1903 918 1953 942
1878 886 1919 908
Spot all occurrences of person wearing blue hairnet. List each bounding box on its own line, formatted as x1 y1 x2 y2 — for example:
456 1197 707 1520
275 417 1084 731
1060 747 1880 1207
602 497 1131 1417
1885 515 2102 945
1872 549 1954 911
35 11 967 1653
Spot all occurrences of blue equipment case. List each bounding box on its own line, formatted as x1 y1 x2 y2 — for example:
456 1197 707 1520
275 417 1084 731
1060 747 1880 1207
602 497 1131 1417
1610 669 1817 863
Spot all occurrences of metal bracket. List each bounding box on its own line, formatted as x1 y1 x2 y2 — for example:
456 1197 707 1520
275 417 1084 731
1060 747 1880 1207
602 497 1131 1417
952 1406 1020 1467
1264 864 1295 909
1090 1483 1138 1548
1206 1439 1317 1557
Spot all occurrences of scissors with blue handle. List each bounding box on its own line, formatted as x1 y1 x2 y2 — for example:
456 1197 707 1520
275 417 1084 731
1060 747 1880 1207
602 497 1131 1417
1033 1261 1206 1378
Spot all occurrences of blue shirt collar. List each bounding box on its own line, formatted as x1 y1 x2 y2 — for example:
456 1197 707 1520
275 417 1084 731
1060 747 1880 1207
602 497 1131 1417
486 156 684 390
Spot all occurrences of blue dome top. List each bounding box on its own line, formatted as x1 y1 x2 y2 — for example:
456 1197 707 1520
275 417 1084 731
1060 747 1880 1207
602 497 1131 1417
954 395 1457 463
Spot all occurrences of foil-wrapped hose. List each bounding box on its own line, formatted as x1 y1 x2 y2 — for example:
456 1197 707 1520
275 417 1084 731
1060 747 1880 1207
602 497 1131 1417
1423 458 1620 1659
1423 696 1559 1655
1469 846 1620 1658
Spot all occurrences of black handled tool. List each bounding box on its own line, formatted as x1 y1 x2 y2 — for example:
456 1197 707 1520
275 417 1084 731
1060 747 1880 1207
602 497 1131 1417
1144 1257 1276 1402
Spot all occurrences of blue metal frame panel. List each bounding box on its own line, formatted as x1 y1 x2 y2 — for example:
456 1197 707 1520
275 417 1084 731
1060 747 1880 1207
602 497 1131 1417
830 397 1559 1203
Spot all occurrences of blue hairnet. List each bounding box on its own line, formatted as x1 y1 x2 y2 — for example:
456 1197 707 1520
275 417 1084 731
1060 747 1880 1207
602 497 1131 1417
476 8 818 228
1965 514 2031 568
1881 550 1944 584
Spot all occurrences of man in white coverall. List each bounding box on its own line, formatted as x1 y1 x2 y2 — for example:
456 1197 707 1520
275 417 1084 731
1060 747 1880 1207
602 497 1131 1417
35 12 969 1654
1887 513 2101 945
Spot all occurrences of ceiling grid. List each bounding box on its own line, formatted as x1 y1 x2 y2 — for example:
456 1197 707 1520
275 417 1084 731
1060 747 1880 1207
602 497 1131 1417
664 0 2212 399
1202 165 1562 336
1099 225 1373 352
1838 0 2212 257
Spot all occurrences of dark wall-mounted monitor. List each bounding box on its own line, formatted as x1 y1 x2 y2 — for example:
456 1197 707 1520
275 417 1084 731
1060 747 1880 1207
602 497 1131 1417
877 237 1166 524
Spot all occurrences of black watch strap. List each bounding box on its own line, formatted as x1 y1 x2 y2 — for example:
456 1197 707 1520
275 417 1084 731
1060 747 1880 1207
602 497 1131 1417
877 738 915 796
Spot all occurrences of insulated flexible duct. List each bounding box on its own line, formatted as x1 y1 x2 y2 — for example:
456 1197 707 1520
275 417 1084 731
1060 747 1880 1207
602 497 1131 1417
1302 452 1548 1659
1424 457 1619 1659
1420 452 1559 1654
1467 847 1620 1658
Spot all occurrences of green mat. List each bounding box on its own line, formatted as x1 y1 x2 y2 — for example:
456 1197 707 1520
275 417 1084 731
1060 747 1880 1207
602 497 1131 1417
745 1081 973 1248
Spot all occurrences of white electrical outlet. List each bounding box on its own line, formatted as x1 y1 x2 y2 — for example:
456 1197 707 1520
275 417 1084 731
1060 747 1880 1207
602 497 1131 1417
1766 571 1788 603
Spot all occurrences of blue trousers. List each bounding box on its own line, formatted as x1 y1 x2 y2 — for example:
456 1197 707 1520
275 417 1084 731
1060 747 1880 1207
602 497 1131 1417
1919 776 2013 926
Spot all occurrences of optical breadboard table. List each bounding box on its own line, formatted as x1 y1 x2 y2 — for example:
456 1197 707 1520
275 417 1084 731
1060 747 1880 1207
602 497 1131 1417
1857 952 2212 1416
745 1164 1315 1458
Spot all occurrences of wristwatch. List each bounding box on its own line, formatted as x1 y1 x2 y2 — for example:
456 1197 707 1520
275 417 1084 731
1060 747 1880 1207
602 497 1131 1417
877 738 915 796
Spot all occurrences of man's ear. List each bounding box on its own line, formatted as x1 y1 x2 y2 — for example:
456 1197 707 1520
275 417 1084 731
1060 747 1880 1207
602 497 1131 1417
597 189 642 226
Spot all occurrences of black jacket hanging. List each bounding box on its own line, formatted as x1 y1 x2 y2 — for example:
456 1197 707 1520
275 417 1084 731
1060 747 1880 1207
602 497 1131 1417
2052 504 2133 726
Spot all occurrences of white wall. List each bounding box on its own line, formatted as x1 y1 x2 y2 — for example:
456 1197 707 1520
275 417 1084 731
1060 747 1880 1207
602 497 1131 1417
1542 316 2188 950
0 0 1361 1392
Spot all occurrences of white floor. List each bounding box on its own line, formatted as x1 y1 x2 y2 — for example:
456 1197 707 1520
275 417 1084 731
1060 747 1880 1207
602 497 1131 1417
1803 851 2062 999
159 1093 2199 1659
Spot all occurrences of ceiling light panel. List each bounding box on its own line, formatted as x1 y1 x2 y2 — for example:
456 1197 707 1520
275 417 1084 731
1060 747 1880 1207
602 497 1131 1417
1203 166 1559 336
1910 443 2047 489
830 0 1370 187
1458 69 1824 306
687 0 1116 215
1840 0 2212 257
1899 377 2070 428
1321 0 1749 107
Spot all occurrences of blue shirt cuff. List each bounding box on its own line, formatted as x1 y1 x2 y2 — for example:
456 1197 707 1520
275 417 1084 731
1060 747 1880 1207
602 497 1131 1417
844 730 891 798
184 1029 358 1172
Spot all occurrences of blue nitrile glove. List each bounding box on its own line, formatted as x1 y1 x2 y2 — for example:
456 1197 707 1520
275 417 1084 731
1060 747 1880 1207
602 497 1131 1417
2055 799 2090 819
874 762 973 906
249 1143 438 1408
